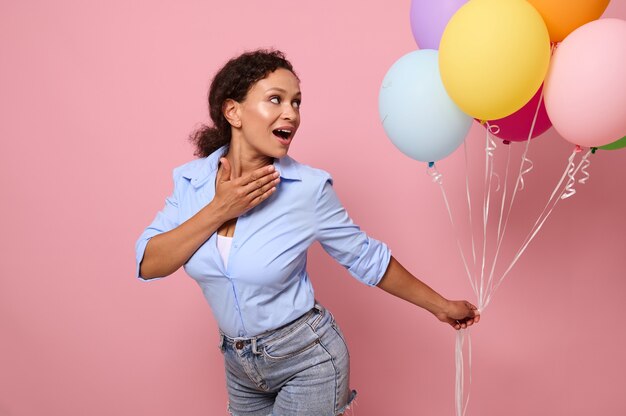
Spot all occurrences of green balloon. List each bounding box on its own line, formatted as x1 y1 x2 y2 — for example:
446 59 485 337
599 135 626 151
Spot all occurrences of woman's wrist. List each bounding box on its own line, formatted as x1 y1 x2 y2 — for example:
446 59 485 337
201 200 230 229
426 295 450 318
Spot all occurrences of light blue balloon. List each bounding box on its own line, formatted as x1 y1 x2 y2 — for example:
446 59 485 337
379 49 472 163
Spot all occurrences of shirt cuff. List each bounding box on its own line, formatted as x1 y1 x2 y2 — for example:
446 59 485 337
347 237 392 286
135 236 165 282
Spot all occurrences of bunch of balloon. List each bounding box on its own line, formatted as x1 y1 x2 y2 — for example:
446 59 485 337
379 1 623 416
412 0 624 327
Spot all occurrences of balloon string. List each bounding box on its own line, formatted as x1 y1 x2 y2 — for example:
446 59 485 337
455 330 463 416
516 89 543 191
427 164 477 296
481 87 542 311
484 126 502 192
561 148 579 199
478 129 503 307
484 149 592 308
464 141 477 268
429 163 476 416
562 146 591 197
517 155 534 191
455 329 472 416
578 152 591 184
484 143 512 308
487 124 500 135
485 130 497 158
477 130 497 307
482 41 563 309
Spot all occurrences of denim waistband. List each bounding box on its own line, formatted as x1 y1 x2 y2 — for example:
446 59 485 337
219 303 325 353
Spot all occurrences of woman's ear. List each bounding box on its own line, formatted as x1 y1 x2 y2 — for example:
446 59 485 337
223 99 241 128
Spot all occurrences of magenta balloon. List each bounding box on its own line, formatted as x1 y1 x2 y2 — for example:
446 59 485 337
410 0 468 50
483 84 552 142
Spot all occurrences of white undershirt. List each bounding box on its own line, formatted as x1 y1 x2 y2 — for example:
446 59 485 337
217 235 233 269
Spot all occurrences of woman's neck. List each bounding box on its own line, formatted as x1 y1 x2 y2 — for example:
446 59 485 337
225 137 273 178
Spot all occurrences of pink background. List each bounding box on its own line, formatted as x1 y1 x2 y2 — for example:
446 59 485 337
1 1 625 415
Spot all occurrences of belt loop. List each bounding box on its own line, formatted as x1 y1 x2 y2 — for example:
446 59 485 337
310 303 324 329
314 303 324 314
218 334 224 350
251 338 260 355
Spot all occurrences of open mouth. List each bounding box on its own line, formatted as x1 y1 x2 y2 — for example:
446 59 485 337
273 129 293 141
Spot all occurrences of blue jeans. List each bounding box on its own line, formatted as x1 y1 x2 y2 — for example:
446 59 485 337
219 303 357 416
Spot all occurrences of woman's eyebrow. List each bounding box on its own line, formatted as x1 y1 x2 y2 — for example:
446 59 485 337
266 87 301 96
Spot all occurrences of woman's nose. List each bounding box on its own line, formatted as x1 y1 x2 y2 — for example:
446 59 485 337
281 104 298 120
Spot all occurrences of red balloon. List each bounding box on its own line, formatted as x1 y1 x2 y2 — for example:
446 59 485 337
480 84 552 142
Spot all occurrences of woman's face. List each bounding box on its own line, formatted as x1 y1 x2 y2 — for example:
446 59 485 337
236 68 301 159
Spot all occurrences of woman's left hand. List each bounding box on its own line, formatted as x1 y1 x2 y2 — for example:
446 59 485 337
437 301 480 330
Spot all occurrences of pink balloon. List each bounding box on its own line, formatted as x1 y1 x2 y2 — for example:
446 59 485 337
544 18 626 147
482 84 552 142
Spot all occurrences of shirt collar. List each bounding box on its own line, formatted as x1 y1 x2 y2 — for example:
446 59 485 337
181 145 301 189
274 154 302 182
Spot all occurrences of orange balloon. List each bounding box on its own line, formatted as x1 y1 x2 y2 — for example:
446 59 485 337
527 0 610 42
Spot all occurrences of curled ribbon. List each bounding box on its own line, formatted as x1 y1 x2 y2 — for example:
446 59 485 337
427 162 443 184
561 151 578 199
485 132 497 158
516 155 534 191
491 172 501 192
484 134 501 192
486 122 501 135
578 150 592 184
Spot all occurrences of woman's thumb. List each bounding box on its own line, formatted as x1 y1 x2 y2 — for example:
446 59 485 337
219 158 231 182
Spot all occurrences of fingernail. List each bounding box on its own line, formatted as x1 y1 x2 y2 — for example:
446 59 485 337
268 165 275 172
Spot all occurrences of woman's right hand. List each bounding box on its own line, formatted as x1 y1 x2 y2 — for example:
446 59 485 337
139 158 280 279
212 157 280 221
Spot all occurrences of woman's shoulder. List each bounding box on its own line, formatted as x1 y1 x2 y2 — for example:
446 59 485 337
173 157 209 177
172 146 223 181
169 153 220 190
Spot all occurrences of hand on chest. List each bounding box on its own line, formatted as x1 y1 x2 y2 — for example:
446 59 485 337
183 182 317 284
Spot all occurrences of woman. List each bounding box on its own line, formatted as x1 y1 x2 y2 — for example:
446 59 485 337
135 49 479 416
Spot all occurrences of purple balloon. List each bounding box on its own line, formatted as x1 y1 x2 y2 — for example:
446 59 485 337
410 0 467 50
482 84 552 142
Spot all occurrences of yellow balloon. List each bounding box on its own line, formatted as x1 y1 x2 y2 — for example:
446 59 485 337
439 0 551 121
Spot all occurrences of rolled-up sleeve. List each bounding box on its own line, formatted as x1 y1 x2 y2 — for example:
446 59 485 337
314 176 391 286
134 169 182 280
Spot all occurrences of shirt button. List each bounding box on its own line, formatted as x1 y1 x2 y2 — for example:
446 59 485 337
235 341 244 350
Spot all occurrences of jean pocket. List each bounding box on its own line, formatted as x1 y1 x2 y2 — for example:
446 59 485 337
262 323 320 361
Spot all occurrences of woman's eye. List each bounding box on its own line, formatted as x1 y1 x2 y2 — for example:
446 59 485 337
270 96 280 104
293 100 301 109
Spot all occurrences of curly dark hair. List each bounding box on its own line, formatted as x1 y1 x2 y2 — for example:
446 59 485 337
189 49 298 158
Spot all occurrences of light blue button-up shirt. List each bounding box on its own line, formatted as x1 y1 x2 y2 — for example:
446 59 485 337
135 146 391 337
